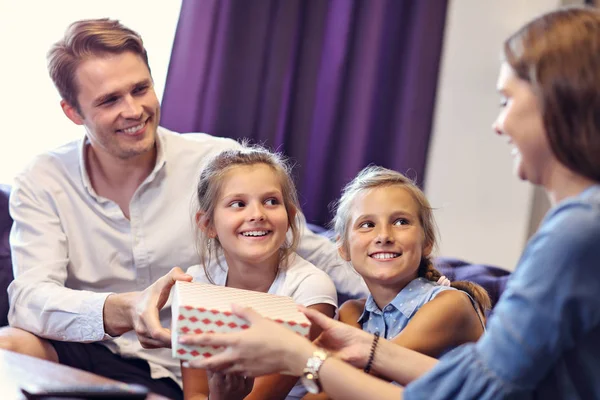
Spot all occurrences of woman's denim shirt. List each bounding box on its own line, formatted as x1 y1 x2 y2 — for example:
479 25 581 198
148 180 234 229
404 185 600 400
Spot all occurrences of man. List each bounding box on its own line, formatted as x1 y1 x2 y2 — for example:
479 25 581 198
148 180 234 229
0 18 366 399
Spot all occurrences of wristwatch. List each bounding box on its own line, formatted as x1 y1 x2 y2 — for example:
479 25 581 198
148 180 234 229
300 349 328 394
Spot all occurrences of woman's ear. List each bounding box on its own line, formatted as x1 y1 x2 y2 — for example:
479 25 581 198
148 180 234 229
196 211 216 238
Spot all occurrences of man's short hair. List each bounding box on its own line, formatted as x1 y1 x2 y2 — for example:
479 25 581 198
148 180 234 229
47 18 150 112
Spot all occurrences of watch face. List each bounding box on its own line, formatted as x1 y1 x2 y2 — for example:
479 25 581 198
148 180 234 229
301 373 320 394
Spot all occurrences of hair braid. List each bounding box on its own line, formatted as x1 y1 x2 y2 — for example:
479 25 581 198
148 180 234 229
418 258 491 323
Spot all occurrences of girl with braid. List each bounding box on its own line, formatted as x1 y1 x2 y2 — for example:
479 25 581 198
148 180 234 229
331 166 489 361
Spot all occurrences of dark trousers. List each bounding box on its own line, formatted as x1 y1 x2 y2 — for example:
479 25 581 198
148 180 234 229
49 340 183 400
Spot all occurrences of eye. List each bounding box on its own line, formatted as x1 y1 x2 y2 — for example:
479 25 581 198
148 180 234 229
358 221 374 229
100 97 118 107
229 201 245 208
133 85 150 95
264 198 280 206
394 218 409 226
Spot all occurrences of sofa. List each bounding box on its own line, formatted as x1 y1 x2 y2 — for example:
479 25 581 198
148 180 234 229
0 185 511 328
0 184 13 327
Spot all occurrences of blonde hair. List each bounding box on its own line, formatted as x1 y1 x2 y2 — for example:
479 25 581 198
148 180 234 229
332 166 491 317
47 18 150 112
196 146 301 283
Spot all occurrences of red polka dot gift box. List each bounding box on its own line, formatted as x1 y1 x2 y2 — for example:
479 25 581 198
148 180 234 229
171 280 311 360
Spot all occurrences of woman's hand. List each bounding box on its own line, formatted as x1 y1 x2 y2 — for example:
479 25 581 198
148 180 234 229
303 307 373 369
207 370 254 400
180 304 316 377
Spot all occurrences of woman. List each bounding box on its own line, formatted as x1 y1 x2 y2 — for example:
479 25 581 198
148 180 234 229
179 6 600 399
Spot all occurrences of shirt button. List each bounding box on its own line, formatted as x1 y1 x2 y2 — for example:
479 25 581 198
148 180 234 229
384 305 393 312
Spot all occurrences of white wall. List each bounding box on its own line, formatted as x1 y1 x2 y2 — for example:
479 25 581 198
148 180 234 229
0 0 182 184
425 0 562 271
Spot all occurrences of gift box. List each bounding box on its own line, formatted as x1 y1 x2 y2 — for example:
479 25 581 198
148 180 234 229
171 280 311 360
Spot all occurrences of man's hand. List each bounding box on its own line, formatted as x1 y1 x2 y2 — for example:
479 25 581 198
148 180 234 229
104 267 192 348
131 267 193 348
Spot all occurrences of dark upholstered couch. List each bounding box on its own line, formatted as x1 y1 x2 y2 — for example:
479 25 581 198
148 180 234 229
0 185 13 327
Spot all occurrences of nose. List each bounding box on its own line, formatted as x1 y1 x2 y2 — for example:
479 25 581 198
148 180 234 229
492 119 503 136
121 95 143 119
375 225 394 245
247 203 266 222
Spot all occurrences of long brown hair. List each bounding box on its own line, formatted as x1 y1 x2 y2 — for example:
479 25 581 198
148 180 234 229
504 6 600 183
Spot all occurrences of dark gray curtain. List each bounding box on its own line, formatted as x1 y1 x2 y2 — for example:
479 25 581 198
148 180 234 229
161 0 449 225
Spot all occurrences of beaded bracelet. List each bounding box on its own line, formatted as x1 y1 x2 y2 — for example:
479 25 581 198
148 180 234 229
363 332 380 374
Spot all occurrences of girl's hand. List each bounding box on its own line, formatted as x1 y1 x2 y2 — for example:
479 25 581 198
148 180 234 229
180 304 316 377
302 307 374 369
206 370 254 400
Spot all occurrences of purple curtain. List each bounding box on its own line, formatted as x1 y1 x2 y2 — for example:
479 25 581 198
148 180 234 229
161 0 449 226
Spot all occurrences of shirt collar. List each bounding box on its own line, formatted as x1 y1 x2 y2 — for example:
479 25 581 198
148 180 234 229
357 277 435 323
78 127 167 199
357 295 379 324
